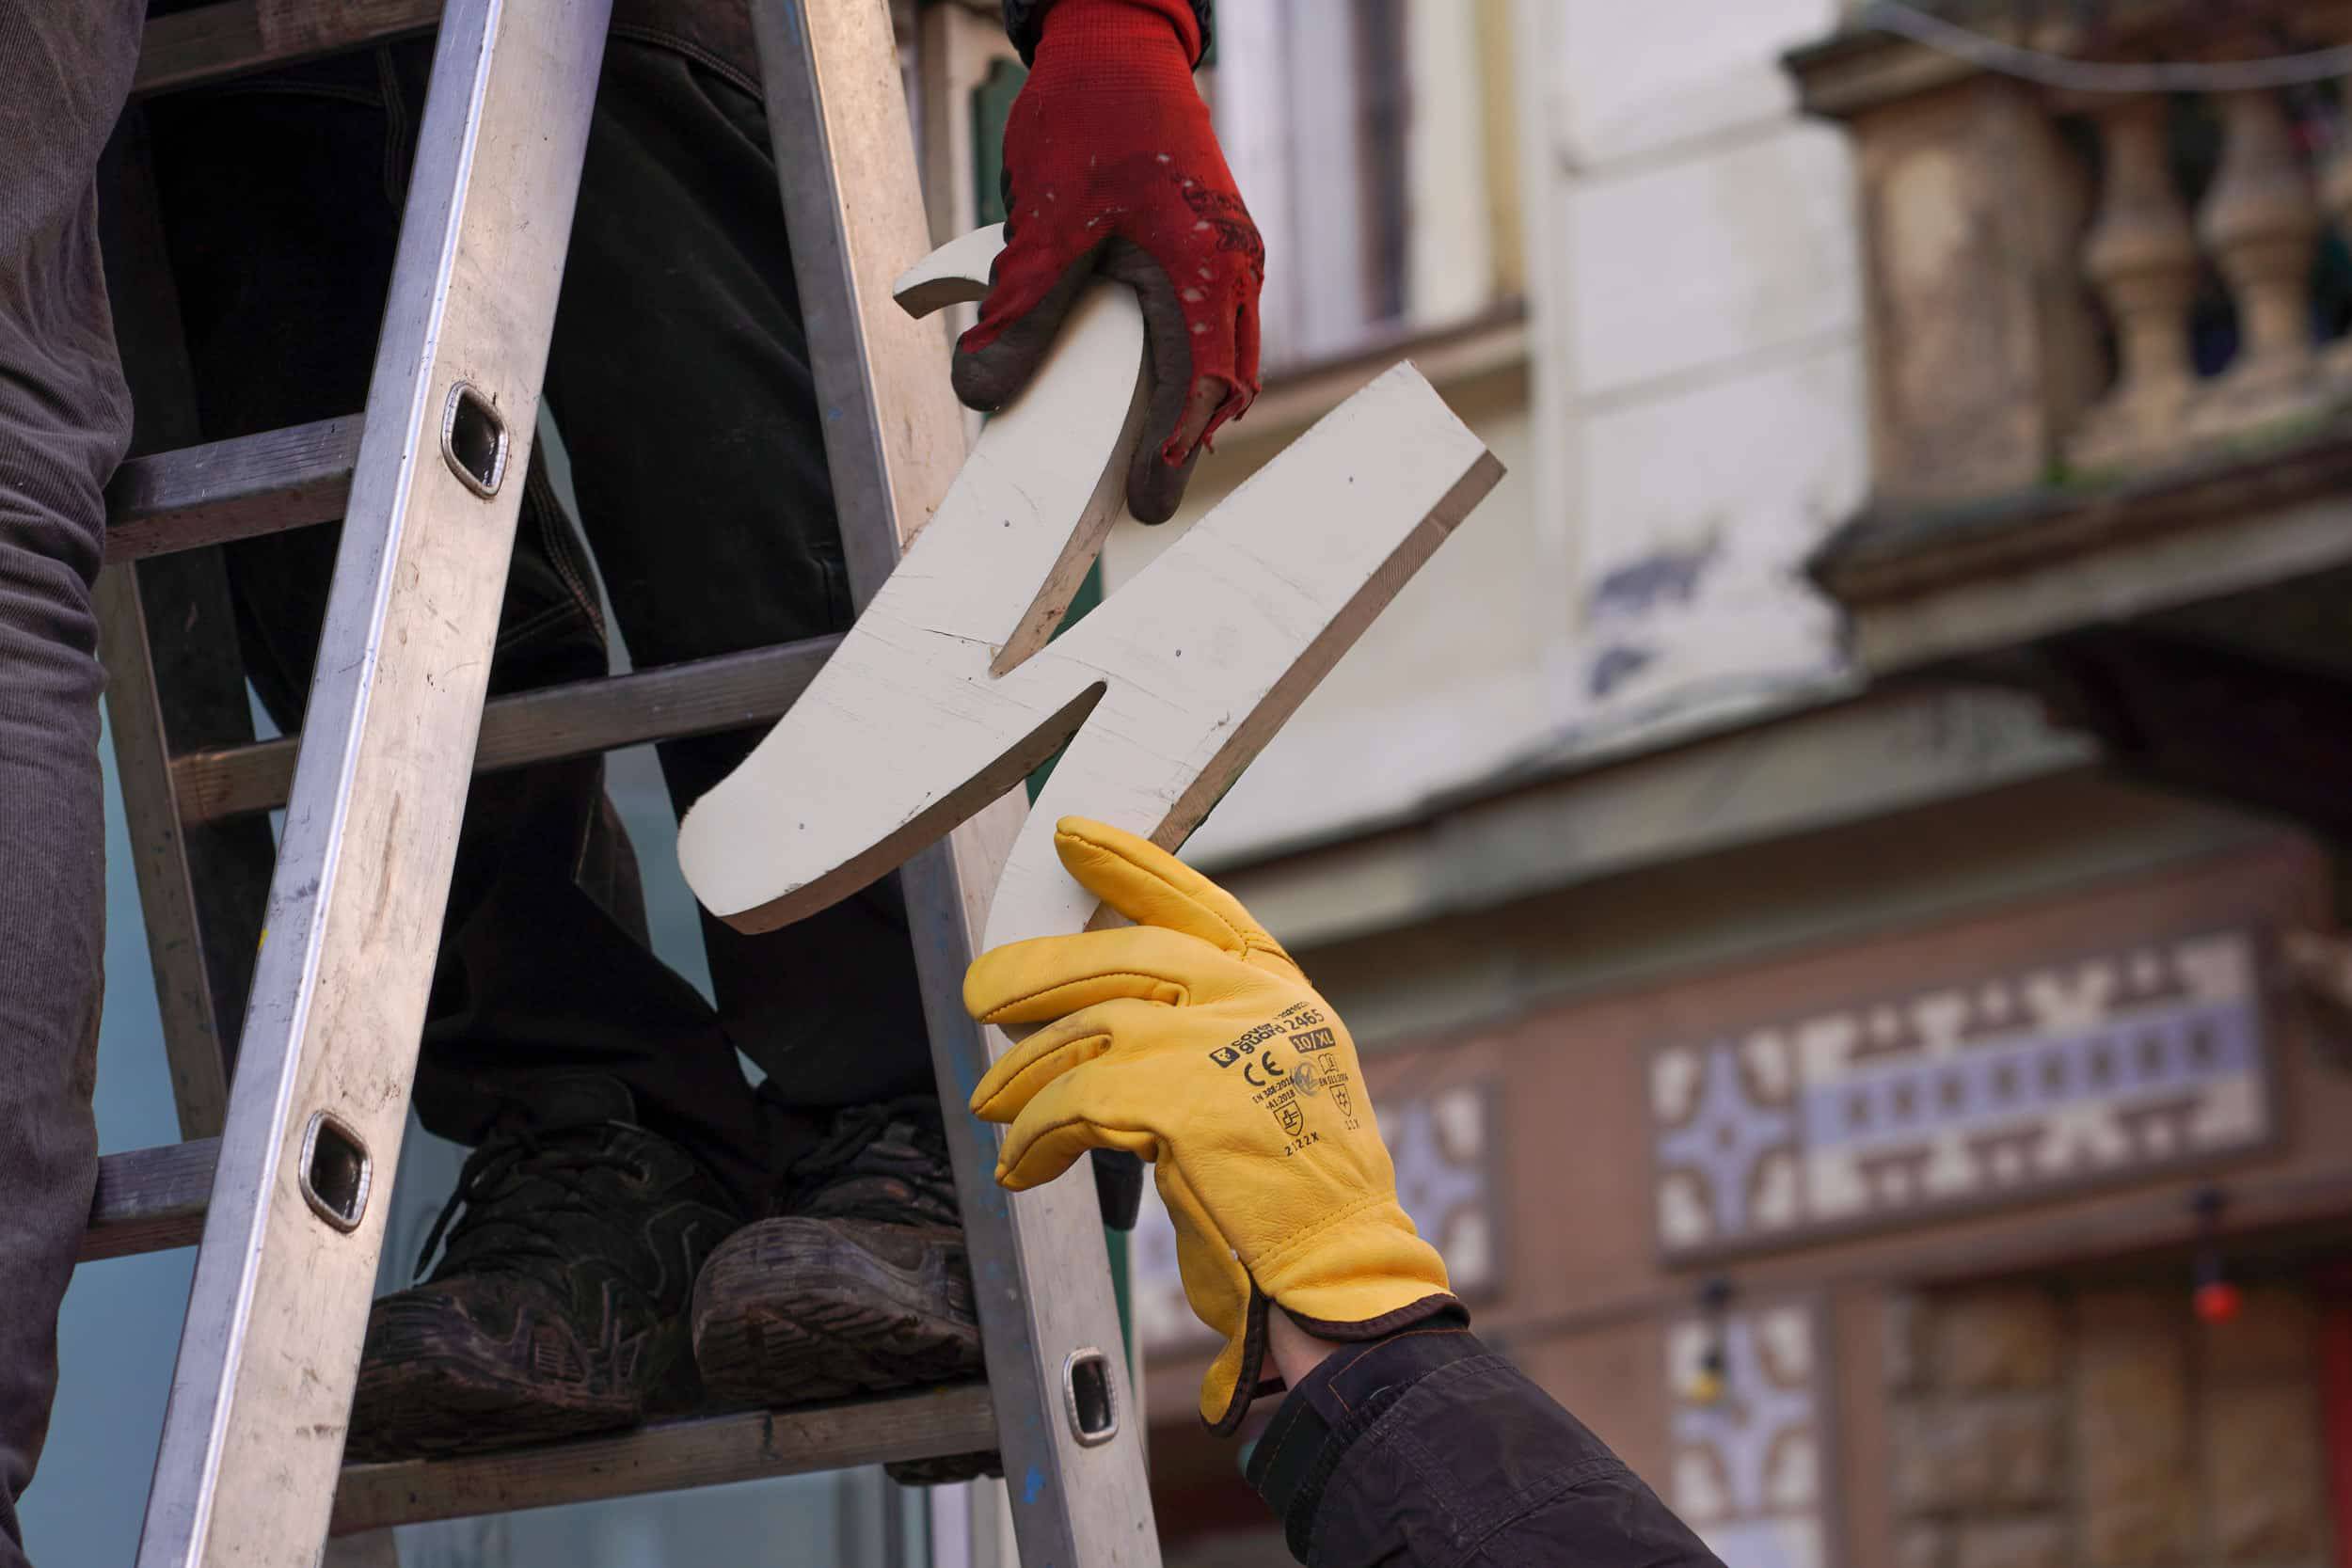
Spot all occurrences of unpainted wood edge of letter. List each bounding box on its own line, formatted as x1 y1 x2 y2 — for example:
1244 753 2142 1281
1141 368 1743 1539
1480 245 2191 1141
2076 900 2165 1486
707 686 1107 934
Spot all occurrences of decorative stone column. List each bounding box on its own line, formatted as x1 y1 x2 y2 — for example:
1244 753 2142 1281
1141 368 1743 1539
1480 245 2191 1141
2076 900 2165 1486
1837 79 2098 505
2069 97 2199 469
2192 88 2323 436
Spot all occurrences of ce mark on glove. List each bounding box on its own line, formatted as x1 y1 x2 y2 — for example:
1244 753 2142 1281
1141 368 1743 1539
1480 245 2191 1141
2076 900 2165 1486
1206 1003 1355 1148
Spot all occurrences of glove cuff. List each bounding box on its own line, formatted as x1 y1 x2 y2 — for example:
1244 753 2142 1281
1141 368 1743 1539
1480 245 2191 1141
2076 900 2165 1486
1279 1291 1466 1344
1201 1285 1282 1436
1200 1284 1468 1437
1035 0 1205 69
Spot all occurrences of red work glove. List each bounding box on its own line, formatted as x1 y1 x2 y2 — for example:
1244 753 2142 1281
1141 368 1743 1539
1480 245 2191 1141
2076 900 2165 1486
953 0 1263 524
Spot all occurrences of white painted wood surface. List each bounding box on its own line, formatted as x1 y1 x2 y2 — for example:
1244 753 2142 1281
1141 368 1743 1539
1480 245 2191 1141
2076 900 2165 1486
677 228 1503 955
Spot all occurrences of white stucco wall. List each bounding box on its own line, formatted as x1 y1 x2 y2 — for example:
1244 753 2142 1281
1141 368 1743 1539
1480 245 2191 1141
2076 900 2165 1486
1104 370 1542 860
1529 0 1867 751
1098 0 1868 867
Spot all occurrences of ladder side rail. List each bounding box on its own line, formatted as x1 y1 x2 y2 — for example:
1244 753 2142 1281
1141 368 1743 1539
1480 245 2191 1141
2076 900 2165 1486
135 4 612 1563
750 4 1162 1561
94 108 276 1133
93 562 232 1134
123 551 278 1061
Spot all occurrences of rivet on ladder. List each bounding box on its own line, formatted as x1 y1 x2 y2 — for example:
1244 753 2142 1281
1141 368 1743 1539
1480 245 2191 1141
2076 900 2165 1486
440 381 508 498
297 1111 373 1233
1061 1347 1119 1447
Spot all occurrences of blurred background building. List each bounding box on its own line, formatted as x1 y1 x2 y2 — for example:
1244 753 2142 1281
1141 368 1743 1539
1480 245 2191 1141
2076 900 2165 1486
1111 1 2352 1564
36 1 2352 1565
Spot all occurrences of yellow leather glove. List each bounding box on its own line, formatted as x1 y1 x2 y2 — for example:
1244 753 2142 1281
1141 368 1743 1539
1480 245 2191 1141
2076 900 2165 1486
963 817 1459 1433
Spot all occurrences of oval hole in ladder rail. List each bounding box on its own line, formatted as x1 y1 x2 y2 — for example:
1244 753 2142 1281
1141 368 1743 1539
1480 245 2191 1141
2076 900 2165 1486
1062 1347 1119 1447
441 381 509 498
298 1110 373 1232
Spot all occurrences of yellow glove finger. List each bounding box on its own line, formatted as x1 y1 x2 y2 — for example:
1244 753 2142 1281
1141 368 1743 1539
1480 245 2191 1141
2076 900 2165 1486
962 922 1242 1027
1055 817 1299 977
970 997 1167 1123
994 1053 1167 1190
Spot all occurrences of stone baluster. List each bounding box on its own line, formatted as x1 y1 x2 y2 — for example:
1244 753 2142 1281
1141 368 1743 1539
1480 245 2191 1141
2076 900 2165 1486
2070 97 2200 468
2191 88 2322 435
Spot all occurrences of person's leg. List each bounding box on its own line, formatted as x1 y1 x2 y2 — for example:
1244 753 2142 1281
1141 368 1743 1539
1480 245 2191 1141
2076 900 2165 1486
145 48 772 1201
544 38 935 1113
542 39 977 1423
143 47 760 1457
0 3 143 1562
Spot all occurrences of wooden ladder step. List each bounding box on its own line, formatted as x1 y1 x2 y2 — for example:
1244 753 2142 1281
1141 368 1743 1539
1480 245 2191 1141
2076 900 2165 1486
85 1138 218 1262
105 417 361 563
172 635 842 823
137 2 442 97
86 1146 1000 1522
329 1384 997 1532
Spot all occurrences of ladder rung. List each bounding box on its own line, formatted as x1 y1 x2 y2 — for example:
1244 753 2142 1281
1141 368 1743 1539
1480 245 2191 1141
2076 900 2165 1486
105 416 362 564
84 1138 219 1262
136 2 442 98
329 1383 996 1531
84 1144 998 1513
172 635 842 823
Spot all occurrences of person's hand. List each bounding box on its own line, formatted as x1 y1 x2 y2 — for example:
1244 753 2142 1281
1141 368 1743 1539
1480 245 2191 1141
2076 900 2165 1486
962 818 1456 1433
952 0 1263 526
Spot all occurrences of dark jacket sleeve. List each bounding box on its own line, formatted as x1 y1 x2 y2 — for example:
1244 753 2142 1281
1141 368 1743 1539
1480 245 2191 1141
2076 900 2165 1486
1002 0 1215 65
1247 1325 1726 1567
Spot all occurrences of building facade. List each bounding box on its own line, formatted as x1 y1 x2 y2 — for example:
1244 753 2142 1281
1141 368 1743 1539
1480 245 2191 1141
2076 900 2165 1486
42 3 2352 1566
1128 2 2352 1564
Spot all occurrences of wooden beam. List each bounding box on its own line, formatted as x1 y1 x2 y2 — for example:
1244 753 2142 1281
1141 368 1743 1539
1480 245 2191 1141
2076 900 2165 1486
2032 627 2352 842
329 1384 997 1531
135 1 442 97
171 635 840 823
136 2 268 95
1814 426 2352 606
1815 427 2352 676
105 417 360 564
84 1139 219 1263
1417 1163 2352 1358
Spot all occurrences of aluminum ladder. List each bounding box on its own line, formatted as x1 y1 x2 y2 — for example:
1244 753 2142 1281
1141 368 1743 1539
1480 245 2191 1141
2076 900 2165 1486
83 2 1157 1562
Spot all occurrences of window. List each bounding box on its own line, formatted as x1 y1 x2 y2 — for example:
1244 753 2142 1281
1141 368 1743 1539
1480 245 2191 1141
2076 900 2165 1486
1209 0 1518 370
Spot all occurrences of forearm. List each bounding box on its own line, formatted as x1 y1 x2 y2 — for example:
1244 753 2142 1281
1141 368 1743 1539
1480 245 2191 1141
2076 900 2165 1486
1248 1323 1726 1567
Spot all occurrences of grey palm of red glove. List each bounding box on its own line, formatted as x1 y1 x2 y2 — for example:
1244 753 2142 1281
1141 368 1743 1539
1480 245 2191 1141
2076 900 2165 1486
952 0 1263 524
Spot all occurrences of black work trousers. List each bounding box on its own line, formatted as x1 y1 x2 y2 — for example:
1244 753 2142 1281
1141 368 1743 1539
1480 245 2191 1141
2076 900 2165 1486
144 35 936 1208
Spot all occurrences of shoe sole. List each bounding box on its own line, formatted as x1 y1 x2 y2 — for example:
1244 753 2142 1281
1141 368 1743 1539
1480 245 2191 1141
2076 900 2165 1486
692 1218 983 1408
347 1361 640 1464
345 1296 656 1463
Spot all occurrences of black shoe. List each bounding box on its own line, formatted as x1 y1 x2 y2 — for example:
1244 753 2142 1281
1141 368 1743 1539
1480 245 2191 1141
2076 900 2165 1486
691 1097 985 1416
345 1076 739 1462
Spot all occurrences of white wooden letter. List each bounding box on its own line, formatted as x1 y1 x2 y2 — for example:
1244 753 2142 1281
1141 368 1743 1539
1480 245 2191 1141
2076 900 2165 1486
677 228 1502 951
